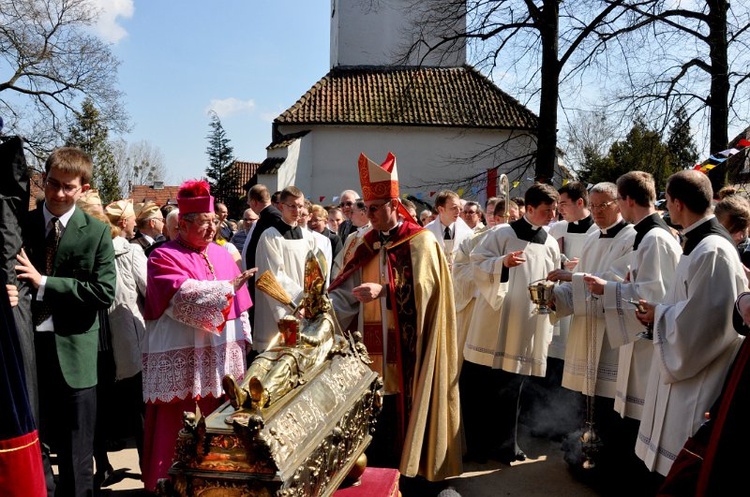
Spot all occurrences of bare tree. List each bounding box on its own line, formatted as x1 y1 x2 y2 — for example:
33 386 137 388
112 139 167 198
0 0 129 160
561 108 622 174
401 0 633 184
601 0 750 189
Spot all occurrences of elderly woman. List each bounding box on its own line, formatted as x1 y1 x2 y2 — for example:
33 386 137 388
104 199 149 472
141 180 255 492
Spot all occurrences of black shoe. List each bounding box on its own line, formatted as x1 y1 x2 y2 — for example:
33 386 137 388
490 447 526 465
94 465 115 489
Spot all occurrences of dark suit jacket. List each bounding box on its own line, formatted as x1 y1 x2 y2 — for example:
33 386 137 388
244 204 284 271
337 219 358 242
322 227 343 260
24 206 116 389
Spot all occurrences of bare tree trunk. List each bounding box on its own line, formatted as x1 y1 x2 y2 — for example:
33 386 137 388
535 0 560 184
708 0 730 191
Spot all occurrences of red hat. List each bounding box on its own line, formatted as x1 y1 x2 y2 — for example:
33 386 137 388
177 179 214 214
358 152 399 201
357 152 419 226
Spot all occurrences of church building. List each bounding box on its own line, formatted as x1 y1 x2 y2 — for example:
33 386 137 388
256 0 554 204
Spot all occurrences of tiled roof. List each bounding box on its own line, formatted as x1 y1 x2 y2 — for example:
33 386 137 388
268 131 310 151
275 65 538 130
130 184 181 206
256 157 285 175
231 161 261 194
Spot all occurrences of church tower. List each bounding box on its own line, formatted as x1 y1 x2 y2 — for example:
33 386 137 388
330 0 466 68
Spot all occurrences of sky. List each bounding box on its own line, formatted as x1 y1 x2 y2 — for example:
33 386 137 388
94 0 330 184
89 0 748 186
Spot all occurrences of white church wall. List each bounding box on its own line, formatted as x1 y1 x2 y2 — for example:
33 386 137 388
275 124 537 204
330 0 466 68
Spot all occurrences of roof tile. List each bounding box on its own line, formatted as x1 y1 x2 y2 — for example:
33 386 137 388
276 65 538 130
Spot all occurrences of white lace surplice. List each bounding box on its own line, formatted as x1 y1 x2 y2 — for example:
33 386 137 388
143 279 249 403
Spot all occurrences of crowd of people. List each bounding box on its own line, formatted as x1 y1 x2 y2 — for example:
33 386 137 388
2 143 750 497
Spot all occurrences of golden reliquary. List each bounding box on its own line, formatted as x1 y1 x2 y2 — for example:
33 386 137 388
158 250 383 497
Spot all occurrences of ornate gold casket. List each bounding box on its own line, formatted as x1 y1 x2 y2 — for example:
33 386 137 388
159 253 383 497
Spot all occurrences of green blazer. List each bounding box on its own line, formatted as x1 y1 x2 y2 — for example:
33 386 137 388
26 205 116 389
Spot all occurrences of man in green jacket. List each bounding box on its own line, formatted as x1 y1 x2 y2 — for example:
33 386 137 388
16 147 116 497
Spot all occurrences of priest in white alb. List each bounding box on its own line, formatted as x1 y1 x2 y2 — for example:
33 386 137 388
253 186 322 351
584 172 681 492
547 182 636 470
633 170 746 477
462 183 560 464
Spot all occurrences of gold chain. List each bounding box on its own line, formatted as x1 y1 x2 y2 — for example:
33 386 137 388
176 238 217 281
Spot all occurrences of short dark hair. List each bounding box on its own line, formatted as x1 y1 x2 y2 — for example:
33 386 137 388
617 171 656 207
279 186 303 203
434 190 459 208
524 183 558 208
45 147 93 185
558 181 589 207
249 184 270 203
493 199 518 217
666 170 712 215
463 200 482 213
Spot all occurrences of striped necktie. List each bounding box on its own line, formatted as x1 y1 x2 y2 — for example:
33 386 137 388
34 217 61 326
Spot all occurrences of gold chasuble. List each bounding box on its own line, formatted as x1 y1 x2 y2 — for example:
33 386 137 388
330 221 462 481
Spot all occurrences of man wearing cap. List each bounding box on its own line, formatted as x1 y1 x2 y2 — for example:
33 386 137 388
329 152 462 486
105 199 137 240
131 201 166 256
16 147 116 497
141 180 254 492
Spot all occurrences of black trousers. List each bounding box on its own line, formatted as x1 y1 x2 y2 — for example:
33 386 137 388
460 362 526 458
36 333 97 497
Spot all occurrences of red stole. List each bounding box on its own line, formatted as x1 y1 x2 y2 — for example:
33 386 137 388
329 221 424 446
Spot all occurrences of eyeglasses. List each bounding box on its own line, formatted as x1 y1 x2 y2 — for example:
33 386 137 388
44 178 82 196
243 217 256 222
189 218 217 229
340 199 362 208
365 201 390 214
463 210 479 215
590 200 616 211
283 203 304 210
